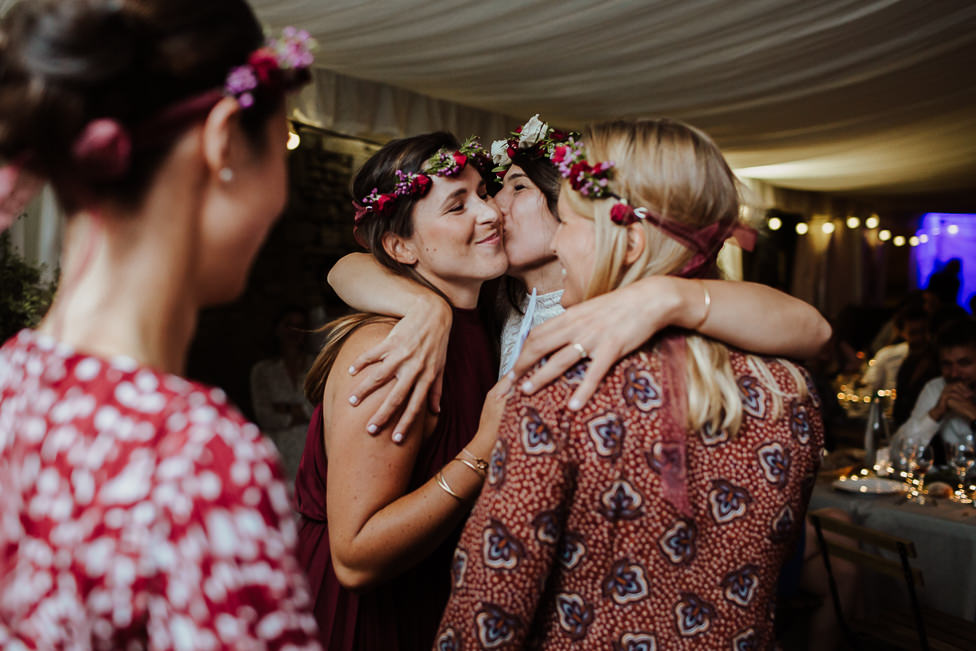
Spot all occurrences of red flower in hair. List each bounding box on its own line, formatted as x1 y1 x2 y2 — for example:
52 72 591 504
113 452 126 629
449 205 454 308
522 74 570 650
506 144 517 160
568 161 590 189
610 203 638 225
375 193 396 215
248 48 280 85
452 152 468 169
551 145 568 164
412 174 431 194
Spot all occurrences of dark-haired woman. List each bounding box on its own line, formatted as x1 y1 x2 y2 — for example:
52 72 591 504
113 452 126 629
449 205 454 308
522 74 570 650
0 0 319 646
293 134 512 650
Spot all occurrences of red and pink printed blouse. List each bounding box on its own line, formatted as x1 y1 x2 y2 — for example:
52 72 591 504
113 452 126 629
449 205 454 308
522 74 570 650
437 343 823 650
0 330 321 649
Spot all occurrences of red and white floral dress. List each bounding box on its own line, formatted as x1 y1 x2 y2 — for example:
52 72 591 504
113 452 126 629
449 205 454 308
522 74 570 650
0 330 321 649
437 343 823 650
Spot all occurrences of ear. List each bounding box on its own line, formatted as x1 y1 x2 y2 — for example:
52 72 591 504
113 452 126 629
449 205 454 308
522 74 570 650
200 97 242 178
382 231 418 265
623 222 646 265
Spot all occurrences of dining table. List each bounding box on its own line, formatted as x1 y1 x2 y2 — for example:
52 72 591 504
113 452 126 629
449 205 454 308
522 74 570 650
810 475 976 621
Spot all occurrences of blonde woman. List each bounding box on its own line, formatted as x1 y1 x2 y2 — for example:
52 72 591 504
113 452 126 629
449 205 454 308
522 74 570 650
436 118 823 650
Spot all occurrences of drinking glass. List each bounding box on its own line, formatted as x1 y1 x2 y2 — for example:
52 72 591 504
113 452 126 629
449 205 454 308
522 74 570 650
946 435 976 503
907 442 934 504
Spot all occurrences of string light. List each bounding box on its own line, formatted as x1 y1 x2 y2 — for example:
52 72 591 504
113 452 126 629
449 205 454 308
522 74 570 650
947 224 960 235
767 216 782 231
865 215 880 229
919 234 929 243
795 222 809 235
846 216 860 229
893 235 906 246
879 229 892 241
286 129 301 151
822 222 836 234
909 236 919 246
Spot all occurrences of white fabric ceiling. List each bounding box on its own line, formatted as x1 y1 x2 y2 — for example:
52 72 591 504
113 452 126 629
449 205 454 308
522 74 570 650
252 0 976 197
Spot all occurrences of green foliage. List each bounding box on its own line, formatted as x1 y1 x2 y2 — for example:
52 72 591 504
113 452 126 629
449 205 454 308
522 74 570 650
0 232 57 342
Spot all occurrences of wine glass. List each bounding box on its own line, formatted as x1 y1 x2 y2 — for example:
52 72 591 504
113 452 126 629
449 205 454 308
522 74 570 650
908 442 934 504
946 435 976 503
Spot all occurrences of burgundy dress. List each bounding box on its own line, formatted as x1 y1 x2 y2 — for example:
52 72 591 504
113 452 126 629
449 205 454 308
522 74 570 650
294 308 496 650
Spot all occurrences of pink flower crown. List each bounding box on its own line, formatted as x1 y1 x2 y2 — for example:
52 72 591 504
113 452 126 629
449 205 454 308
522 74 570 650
556 139 757 278
353 136 492 222
490 114 575 178
224 27 316 108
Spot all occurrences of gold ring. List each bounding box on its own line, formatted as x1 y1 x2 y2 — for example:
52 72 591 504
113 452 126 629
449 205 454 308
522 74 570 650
572 342 588 359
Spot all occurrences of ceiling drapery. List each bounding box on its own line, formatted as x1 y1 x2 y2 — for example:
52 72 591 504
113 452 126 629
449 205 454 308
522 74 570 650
254 0 976 196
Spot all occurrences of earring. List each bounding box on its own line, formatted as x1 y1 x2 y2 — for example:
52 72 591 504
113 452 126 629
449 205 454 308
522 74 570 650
219 168 234 183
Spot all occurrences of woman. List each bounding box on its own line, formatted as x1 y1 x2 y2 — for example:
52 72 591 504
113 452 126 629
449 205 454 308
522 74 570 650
293 133 512 649
328 115 831 439
0 1 319 646
437 118 824 649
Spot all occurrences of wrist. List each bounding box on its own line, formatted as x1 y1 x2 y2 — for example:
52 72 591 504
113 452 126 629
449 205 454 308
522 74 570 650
665 277 704 330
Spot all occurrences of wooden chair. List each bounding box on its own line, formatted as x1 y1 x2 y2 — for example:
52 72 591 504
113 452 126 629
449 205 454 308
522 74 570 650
809 508 976 650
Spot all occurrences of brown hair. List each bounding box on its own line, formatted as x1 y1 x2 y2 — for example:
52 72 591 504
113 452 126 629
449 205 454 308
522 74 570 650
0 0 277 212
564 118 807 436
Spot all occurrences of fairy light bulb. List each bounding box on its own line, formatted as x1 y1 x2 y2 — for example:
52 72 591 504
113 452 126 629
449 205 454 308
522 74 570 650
795 222 809 235
865 215 880 229
767 216 782 231
821 222 836 234
846 216 860 229
893 235 906 246
879 229 892 241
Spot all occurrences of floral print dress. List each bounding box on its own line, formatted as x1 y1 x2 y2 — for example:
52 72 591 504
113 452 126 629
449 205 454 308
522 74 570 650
437 343 823 650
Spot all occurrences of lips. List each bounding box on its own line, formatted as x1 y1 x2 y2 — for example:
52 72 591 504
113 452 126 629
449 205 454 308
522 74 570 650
476 229 501 245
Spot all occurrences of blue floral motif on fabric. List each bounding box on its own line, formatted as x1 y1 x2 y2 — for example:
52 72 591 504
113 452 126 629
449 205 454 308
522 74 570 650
598 478 645 521
789 399 812 445
436 627 460 651
532 510 561 545
673 592 715 637
488 438 507 487
769 504 796 543
451 547 467 589
737 375 766 419
700 421 729 447
475 603 520 648
722 565 760 608
645 441 683 476
563 360 588 385
555 592 594 640
658 519 697 565
559 532 587 570
520 407 556 455
587 411 626 458
757 442 790 489
732 627 759 651
621 365 662 412
707 479 752 524
614 632 657 651
482 519 526 570
602 559 650 605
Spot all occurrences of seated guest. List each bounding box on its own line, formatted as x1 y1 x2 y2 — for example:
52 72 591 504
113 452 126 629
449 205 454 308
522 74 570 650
891 318 976 454
861 306 928 395
436 118 823 649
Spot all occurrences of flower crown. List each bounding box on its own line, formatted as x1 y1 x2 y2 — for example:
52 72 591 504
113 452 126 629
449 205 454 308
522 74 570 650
490 114 575 177
224 27 316 108
555 139 757 278
354 136 492 222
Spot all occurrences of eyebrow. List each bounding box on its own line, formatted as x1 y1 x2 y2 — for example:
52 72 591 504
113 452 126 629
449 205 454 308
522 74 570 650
506 172 527 183
440 188 467 212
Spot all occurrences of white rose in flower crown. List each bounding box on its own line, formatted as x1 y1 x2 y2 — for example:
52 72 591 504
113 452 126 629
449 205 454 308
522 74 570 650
518 114 548 148
491 139 512 167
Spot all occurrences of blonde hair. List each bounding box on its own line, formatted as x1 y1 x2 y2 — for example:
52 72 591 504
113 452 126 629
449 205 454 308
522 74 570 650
565 118 807 436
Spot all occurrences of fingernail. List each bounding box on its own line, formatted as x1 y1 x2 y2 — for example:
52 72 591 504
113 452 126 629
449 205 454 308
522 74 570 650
568 399 581 411
392 432 404 443
348 365 357 374
521 381 533 393
367 423 377 434
348 395 359 405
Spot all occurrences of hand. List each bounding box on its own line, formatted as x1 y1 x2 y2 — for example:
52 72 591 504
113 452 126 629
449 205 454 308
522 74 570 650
347 296 452 441
511 276 683 410
945 383 976 421
467 373 516 460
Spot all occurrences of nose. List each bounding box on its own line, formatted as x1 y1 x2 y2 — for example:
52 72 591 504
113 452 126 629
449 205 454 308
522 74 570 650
476 194 502 226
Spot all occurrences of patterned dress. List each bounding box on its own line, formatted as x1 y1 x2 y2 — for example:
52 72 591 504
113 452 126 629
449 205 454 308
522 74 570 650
437 341 823 650
0 330 320 649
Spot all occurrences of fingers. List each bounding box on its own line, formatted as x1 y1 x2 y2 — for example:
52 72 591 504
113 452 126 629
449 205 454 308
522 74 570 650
391 380 431 445
567 353 616 410
519 345 583 395
428 370 445 414
348 360 399 406
347 344 390 376
364 374 415 438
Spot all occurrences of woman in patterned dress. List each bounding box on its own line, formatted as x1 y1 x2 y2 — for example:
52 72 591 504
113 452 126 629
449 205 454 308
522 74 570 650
436 118 824 649
0 0 320 647
293 132 514 650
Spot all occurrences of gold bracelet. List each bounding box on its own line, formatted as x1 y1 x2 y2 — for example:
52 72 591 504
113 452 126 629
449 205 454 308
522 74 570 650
435 470 463 501
692 281 712 330
458 448 489 475
454 457 487 478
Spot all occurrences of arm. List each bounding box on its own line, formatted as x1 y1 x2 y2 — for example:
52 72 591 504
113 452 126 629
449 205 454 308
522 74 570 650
891 379 944 453
324 323 511 590
436 390 572 650
328 252 452 440
513 276 831 409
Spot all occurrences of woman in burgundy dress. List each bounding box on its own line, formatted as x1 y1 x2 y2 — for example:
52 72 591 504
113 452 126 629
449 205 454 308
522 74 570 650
293 133 511 650
0 0 319 647
437 119 824 649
